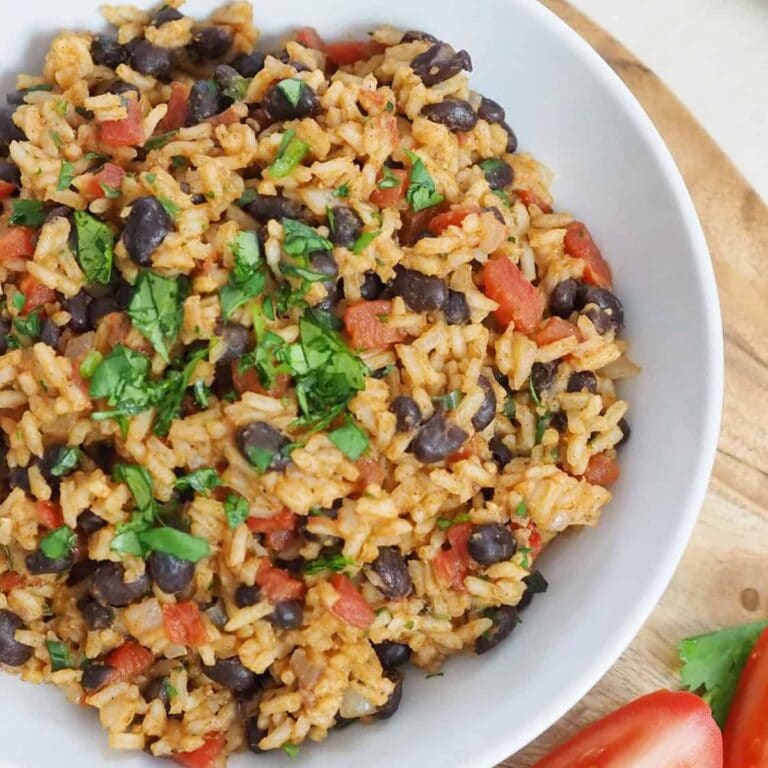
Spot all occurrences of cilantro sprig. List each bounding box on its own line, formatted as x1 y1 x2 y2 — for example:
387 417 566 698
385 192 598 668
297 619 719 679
405 150 443 212
73 211 114 284
268 128 309 179
127 270 186 362
220 231 265 319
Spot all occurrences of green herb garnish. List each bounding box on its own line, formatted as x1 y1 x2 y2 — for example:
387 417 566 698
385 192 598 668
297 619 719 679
73 211 114 284
534 413 551 445
220 231 265 319
269 128 309 179
503 395 516 420
282 218 333 258
144 130 179 151
13 310 42 338
175 468 221 496
332 183 349 198
222 74 252 102
514 500 527 518
40 525 76 560
277 78 305 108
282 744 300 758
329 416 368 460
377 166 400 189
46 640 72 671
49 446 80 477
9 199 46 228
436 512 471 531
12 292 25 312
304 553 356 575
158 196 181 219
405 150 443 212
224 493 249 529
56 161 75 191
352 230 381 255
127 270 185 362
433 389 462 411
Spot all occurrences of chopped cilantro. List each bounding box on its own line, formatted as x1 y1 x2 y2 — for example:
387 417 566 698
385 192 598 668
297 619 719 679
514 500 527 518
222 74 252 102
304 553 356 575
89 345 155 418
352 230 381 255
40 525 76 560
192 379 210 407
114 463 155 513
127 271 185 362
385 101 394 113
13 310 42 338
12 292 25 312
237 188 257 207
479 158 506 176
144 130 179 151
528 376 542 407
56 160 75 191
493 189 512 208
49 446 80 477
277 78 305 108
171 155 188 170
100 183 121 199
503 395 516 420
377 165 401 189
518 546 533 569
220 231 265 319
46 640 72 671
436 512 471 531
50 131 62 148
433 389 462 411
224 493 249 529
405 150 443 211
139 527 210 562
282 744 299 758
161 678 178 699
152 348 207 437
6 335 22 350
73 211 114 284
329 416 368 460
332 183 350 198
175 468 220 495
269 128 309 179
158 196 181 219
26 83 52 93
282 218 333 258
9 199 46 228
534 413 551 444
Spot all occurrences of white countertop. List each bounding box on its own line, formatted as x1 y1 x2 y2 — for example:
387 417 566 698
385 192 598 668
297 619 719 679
570 0 768 202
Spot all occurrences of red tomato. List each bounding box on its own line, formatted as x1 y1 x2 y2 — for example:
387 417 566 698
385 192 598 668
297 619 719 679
35 500 63 529
533 690 722 768
355 457 385 489
231 362 290 398
516 188 552 213
295 27 324 50
329 574 375 629
162 602 208 647
104 641 154 681
343 300 409 350
85 163 125 199
582 454 620 486
255 559 306 603
0 571 25 594
159 82 190 133
482 257 544 333
209 107 241 127
246 508 297 534
0 180 17 198
564 221 612 289
370 168 408 207
323 41 373 66
427 206 482 236
434 522 472 591
0 227 36 262
99 98 143 148
18 274 56 313
724 625 768 766
173 734 226 768
534 317 581 346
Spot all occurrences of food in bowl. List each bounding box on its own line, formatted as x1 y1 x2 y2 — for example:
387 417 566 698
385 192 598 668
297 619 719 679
0 1 632 761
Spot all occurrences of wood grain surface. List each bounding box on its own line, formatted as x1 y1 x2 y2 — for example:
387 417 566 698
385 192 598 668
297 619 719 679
506 1 768 765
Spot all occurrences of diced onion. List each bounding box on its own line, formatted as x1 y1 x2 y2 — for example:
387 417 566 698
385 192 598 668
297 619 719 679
64 332 95 360
123 598 163 637
289 649 322 690
598 355 642 379
339 687 377 719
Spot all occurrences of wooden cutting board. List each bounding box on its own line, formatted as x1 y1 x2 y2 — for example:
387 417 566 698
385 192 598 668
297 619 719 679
507 1 768 765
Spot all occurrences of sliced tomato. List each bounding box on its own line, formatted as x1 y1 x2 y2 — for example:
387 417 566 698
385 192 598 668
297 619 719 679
0 180 17 199
0 227 36 263
35 500 63 529
582 454 620 486
564 221 612 289
231 362 290 398
295 27 324 50
246 508 297 534
534 690 722 768
255 559 306 603
162 602 208 647
370 168 408 207
173 734 226 768
482 256 544 334
0 571 25 593
104 641 154 681
209 106 241 127
18 274 56 314
329 574 375 629
534 317 580 346
343 300 408 350
323 41 373 66
427 206 482 236
84 162 125 199
159 82 190 133
434 522 472 591
516 188 552 213
355 457 385 489
99 98 143 148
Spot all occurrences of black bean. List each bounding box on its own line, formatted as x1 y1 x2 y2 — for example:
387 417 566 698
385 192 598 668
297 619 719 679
309 251 338 279
213 64 241 95
81 663 115 692
477 96 505 125
401 30 438 44
82 442 118 475
245 717 267 753
0 106 25 154
263 80 320 121
0 318 8 355
408 411 468 464
421 98 477 132
373 641 411 670
275 51 310 71
549 278 579 318
480 158 514 190
91 79 139 97
91 34 129 69
77 597 114 630
147 551 195 594
115 282 135 310
188 26 234 62
467 523 516 566
77 510 107 535
390 396 422 433
567 370 597 394
152 6 184 25
517 570 549 611
214 322 251 364
577 285 624 334
8 466 30 492
38 318 59 349
212 361 234 400
531 361 559 396
89 562 151 607
204 599 229 628
231 52 267 78
188 79 224 124
36 442 72 486
329 206 363 248
46 205 75 225
443 290 470 325
371 547 412 598
549 411 567 432
489 435 512 469
122 197 173 266
475 605 519 654
0 160 20 187
88 296 119 329
25 549 73 575
236 422 291 472
67 559 98 586
375 670 403 720
502 121 518 153
411 43 472 86
143 676 171 708
127 39 172 79
472 375 497 431
360 271 385 300
617 417 631 447
63 291 91 332
243 193 302 222
269 600 303 629
390 266 448 312
203 657 258 692
0 609 33 666
234 584 261 608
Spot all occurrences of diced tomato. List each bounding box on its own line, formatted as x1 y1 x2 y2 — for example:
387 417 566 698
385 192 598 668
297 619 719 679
724 625 768 767
104 641 154 681
516 188 552 213
528 525 543 560
343 300 408 350
434 522 472 591
0 180 16 199
370 168 408 207
0 571 25 594
482 256 544 334
101 312 132 346
84 163 125 199
355 457 385 489
533 690 722 768
563 221 612 289
18 274 56 314
99 98 144 148
534 317 580 346
427 206 482 236
209 107 241 127
162 602 208 647
329 574 375 629
582 454 620 486
35 500 63 529
173 734 226 768
0 227 36 263
159 82 190 133
449 437 477 463
255 559 306 603
295 27 324 50
246 508 297 534
323 41 373 66
231 362 290 397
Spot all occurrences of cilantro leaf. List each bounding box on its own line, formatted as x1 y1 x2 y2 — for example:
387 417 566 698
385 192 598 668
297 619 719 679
13 310 42 339
269 129 309 179
90 345 156 417
503 395 516 420
433 389 462 411
152 348 207 437
46 640 72 671
329 417 368 460
73 211 114 284
56 160 75 191
304 553 356 575
49 446 81 477
137 527 210 562
175 468 220 496
127 270 185 361
514 500 527 518
282 744 299 759
332 183 349 198
405 150 443 212
12 292 25 312
377 166 400 189
114 463 155 513
40 525 76 560
222 74 252 102
352 230 381 255
277 78 305 108
282 218 332 258
220 231 265 319
224 493 249 528
237 188 257 207
144 130 178 151
79 350 103 379
534 412 551 444
9 199 46 228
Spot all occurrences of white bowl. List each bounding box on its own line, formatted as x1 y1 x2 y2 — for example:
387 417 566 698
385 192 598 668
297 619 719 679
0 1 723 766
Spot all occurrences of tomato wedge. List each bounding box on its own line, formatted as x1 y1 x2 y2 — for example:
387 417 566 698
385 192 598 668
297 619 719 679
84 162 125 199
0 227 36 263
582 454 621 486
482 256 544 334
255 559 306 603
427 206 482 236
534 317 580 346
35 500 63 529
564 221 612 289
159 82 190 133
329 574 375 629
370 168 408 207
104 641 154 681
0 179 17 199
724 625 768 766
533 690 722 768
344 300 408 350
99 97 143 148
173 734 226 768
162 602 208 646
18 274 55 313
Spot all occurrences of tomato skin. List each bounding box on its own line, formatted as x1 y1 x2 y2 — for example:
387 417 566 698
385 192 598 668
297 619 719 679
534 690 722 768
159 82 189 133
0 571 25 593
0 180 17 198
343 300 408 350
370 168 408 207
173 734 226 768
231 362 290 398
246 509 297 534
295 27 324 50
534 317 580 346
162 602 208 646
99 98 143 148
85 163 125 199
329 574 375 629
255 559 306 603
104 641 154 681
724 626 768 767
582 454 620 486
564 221 612 289
0 227 36 263
434 522 472 591
516 188 552 213
482 257 544 333
323 41 372 66
18 274 56 313
427 206 482 236
35 500 63 529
